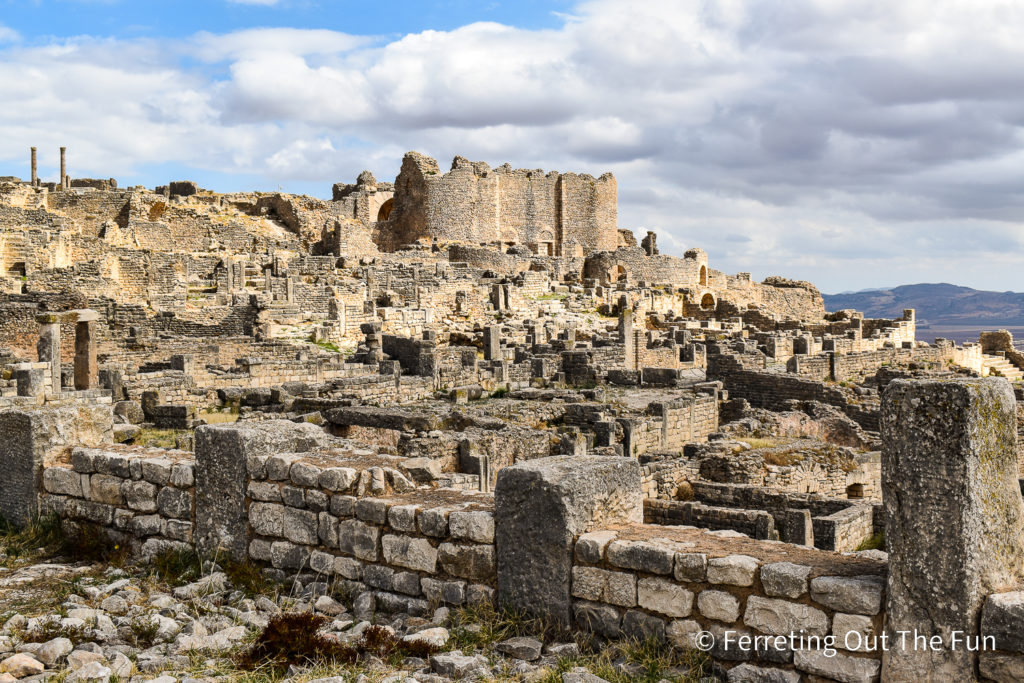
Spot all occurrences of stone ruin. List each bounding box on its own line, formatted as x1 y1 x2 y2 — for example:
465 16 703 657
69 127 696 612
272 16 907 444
2 147 1024 681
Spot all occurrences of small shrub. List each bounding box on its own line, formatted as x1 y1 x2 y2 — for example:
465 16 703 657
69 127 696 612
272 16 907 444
150 548 203 586
240 612 355 670
127 615 161 648
675 482 694 501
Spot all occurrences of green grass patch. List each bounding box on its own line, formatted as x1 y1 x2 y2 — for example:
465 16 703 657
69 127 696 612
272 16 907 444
133 428 188 449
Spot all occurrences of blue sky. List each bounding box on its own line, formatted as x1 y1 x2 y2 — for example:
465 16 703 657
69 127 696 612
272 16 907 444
1 0 1023 294
0 1 572 39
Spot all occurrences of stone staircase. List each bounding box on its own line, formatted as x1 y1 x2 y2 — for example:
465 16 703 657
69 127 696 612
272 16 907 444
982 354 1024 381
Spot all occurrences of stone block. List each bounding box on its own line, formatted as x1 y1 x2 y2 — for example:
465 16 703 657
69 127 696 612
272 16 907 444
743 596 828 637
338 518 380 561
760 562 811 599
194 421 332 559
674 553 708 583
495 455 641 626
606 539 676 575
571 566 637 607
157 486 192 520
810 576 883 615
449 510 495 543
697 589 740 623
881 379 1024 680
387 504 420 532
637 577 693 618
42 467 82 498
439 543 495 581
123 480 158 512
573 600 621 639
575 530 617 564
89 474 124 505
707 555 759 586
982 591 1024 653
381 534 439 572
793 649 880 683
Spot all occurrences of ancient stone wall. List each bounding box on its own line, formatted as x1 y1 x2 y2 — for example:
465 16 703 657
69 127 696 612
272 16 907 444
384 153 617 255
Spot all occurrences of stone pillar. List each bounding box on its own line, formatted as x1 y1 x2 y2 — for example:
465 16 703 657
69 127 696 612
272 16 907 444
30 147 37 186
495 455 642 626
59 147 66 189
74 320 98 390
13 365 45 398
194 421 331 560
881 378 1024 680
36 320 61 397
484 325 501 361
0 403 113 527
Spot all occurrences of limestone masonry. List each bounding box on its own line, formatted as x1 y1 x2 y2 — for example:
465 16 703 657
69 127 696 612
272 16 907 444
2 147 1024 682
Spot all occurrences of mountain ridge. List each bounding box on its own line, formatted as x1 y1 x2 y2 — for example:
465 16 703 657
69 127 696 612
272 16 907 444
823 283 1024 326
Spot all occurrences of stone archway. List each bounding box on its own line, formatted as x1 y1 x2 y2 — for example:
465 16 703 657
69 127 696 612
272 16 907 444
610 265 628 283
699 265 707 286
377 198 395 222
700 292 715 310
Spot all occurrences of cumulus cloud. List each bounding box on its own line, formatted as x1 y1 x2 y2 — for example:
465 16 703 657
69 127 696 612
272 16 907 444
1 0 1022 291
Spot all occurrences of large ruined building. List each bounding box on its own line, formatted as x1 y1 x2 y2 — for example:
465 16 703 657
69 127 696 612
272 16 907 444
2 147 1024 682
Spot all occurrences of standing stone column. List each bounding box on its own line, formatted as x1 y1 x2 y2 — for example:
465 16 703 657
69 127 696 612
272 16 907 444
74 320 98 390
484 325 501 361
59 147 66 189
881 378 1024 680
495 456 642 626
36 319 61 397
30 147 37 186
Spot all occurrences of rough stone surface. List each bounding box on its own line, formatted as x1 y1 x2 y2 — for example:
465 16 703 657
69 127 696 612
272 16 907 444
881 379 1024 680
495 455 641 626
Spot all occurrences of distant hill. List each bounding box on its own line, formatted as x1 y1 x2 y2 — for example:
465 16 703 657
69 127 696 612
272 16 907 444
823 283 1024 326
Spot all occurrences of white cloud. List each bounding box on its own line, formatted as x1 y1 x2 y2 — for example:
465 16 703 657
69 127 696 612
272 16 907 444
226 0 282 5
0 24 19 44
1 0 1023 291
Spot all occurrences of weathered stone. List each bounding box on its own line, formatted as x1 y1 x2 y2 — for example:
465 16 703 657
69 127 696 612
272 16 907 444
387 504 420 532
621 609 665 641
832 613 876 652
319 467 358 492
89 473 124 505
123 479 158 512
793 649 880 683
404 627 450 649
281 507 318 545
496 636 543 661
449 510 495 543
674 552 708 583
760 562 811 599
665 619 702 650
726 663 801 683
743 596 828 637
418 507 451 536
338 518 380 561
881 379 1024 680
573 600 621 639
703 554 759 586
194 421 333 559
381 534 438 572
429 652 489 678
697 589 741 623
810 576 883 615
495 456 642 626
606 539 676 575
34 637 72 666
571 567 637 607
575 530 617 564
982 591 1024 653
438 542 495 581
355 497 389 524
157 485 192 519
979 652 1024 683
637 577 693 618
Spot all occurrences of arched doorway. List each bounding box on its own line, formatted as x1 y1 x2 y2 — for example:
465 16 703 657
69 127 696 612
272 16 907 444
610 265 628 283
377 198 395 222
699 265 707 286
700 292 715 310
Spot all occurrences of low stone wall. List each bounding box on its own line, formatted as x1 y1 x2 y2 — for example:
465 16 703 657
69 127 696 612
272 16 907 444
571 525 886 682
39 445 195 555
243 451 497 615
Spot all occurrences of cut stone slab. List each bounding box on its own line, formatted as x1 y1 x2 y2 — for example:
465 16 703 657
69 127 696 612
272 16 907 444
495 455 641 626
